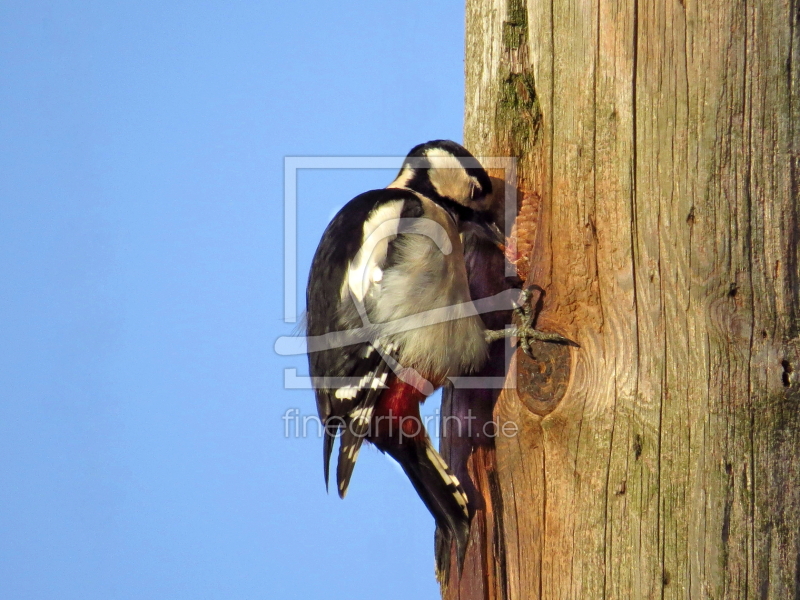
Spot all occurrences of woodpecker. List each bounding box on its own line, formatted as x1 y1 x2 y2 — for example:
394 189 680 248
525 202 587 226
305 140 567 560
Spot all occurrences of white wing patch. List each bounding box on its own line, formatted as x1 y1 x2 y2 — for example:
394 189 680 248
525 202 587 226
333 371 389 400
345 201 404 303
334 387 358 400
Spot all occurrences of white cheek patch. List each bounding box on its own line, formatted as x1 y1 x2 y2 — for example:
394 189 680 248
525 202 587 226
425 149 471 202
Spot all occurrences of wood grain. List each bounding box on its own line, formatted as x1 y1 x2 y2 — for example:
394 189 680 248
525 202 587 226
441 0 800 597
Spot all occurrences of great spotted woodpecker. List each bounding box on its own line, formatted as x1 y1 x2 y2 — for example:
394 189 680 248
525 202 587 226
305 140 567 559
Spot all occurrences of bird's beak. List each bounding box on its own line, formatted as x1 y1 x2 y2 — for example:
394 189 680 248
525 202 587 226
467 215 507 252
483 220 506 251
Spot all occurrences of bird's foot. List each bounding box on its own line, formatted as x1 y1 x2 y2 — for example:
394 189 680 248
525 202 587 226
484 287 575 356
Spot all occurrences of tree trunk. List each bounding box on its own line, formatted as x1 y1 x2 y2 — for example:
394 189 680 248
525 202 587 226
439 0 800 598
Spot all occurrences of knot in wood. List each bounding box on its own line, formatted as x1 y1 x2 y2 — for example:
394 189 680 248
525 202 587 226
515 340 571 416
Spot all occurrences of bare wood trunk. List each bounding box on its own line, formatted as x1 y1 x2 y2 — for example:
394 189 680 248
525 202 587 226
440 0 800 598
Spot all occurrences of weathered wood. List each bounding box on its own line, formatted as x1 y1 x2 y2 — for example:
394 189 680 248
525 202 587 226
441 0 800 597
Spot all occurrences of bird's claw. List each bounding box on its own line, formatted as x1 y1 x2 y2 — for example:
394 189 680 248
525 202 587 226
484 288 577 352
514 287 534 327
512 287 573 357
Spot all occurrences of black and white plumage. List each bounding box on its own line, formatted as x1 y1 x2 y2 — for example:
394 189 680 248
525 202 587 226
305 140 564 561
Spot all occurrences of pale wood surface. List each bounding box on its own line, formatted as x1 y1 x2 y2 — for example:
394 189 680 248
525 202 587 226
440 0 800 598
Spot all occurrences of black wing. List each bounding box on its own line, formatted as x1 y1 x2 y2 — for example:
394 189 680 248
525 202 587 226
306 188 420 494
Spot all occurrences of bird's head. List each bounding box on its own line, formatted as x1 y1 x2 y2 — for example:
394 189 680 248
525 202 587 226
390 140 503 247
389 140 493 211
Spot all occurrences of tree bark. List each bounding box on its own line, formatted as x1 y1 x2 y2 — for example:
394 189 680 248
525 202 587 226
439 0 800 598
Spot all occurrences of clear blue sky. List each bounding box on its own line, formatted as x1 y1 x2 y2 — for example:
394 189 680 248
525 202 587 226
0 2 465 598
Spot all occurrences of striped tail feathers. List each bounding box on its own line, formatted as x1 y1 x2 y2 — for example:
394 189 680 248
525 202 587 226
322 397 358 492
383 437 471 566
334 358 392 498
336 402 378 498
323 341 394 496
